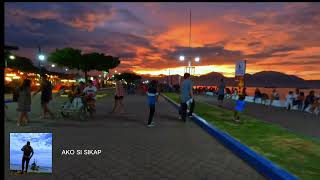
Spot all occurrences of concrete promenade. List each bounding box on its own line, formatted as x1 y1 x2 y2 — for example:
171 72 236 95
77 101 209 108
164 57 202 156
5 93 264 180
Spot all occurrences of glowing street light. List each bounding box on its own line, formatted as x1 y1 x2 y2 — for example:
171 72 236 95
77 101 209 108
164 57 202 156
65 68 68 71
179 55 185 61
9 55 15 60
51 64 55 68
38 54 45 61
195 57 200 62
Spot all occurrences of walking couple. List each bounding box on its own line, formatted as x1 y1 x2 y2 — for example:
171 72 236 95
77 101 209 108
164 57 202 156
146 73 195 128
16 74 54 126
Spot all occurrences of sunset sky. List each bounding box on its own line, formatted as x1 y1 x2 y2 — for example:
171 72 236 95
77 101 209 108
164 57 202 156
4 2 320 80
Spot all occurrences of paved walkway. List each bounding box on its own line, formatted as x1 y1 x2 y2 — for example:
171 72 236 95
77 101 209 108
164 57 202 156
5 93 264 180
196 95 320 139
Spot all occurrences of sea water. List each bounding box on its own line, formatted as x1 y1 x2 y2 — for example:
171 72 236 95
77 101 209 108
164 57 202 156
10 164 52 173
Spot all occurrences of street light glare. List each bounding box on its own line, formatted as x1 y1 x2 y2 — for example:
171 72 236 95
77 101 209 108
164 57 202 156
9 55 15 60
38 54 45 61
195 57 200 62
51 64 55 67
179 55 185 61
65 68 68 71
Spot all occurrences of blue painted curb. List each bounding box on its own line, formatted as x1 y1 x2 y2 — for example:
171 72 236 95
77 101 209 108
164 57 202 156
5 100 13 104
161 94 299 180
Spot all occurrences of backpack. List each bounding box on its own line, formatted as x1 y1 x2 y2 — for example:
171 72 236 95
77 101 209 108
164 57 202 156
12 88 20 102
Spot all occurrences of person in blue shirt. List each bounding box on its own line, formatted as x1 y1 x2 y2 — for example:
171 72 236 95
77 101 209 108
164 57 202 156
147 80 159 127
233 94 246 123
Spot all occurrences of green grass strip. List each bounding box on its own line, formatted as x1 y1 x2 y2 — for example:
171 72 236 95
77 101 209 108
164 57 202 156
164 92 320 180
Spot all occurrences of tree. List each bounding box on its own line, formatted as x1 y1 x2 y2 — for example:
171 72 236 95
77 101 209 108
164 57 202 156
48 48 120 82
7 55 39 73
114 72 141 83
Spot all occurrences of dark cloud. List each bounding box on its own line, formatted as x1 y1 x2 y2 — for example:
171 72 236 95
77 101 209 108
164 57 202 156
293 55 320 59
117 52 137 59
116 9 144 24
247 41 262 47
162 45 244 66
245 45 301 59
257 60 320 66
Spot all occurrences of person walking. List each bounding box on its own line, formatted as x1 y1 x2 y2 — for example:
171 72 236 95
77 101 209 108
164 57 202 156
16 79 32 126
180 73 194 122
233 94 246 123
217 79 225 107
33 74 55 119
146 80 159 127
111 79 125 113
21 141 34 174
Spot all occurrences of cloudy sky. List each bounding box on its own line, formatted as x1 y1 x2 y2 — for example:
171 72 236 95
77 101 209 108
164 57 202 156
10 133 52 168
4 2 320 79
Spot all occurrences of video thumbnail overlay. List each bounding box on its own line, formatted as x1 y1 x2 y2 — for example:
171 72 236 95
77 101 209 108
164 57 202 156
9 133 52 175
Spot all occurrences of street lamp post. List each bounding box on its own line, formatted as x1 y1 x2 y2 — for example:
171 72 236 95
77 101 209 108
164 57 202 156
37 46 46 75
178 10 201 76
179 55 200 75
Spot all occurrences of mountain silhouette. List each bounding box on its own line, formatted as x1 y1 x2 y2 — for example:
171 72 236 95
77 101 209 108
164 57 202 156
140 71 320 88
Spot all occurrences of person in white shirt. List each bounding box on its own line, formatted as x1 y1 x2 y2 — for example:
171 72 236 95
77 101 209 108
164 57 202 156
83 80 97 115
285 91 295 110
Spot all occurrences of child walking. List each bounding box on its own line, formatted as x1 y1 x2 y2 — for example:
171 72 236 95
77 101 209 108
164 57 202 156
147 80 159 127
233 94 246 123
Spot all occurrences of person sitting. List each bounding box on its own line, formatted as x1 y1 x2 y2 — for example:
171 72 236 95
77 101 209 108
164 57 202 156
293 91 304 111
225 88 232 99
253 88 262 103
232 88 238 99
83 80 97 115
270 89 280 106
304 91 315 112
285 91 295 111
311 96 320 115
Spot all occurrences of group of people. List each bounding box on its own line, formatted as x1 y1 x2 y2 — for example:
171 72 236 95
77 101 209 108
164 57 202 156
15 74 54 126
14 74 100 126
253 88 280 105
286 89 320 114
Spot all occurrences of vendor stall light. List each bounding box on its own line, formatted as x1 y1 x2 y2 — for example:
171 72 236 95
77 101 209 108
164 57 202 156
12 76 21 79
6 73 16 77
5 77 12 82
19 72 24 75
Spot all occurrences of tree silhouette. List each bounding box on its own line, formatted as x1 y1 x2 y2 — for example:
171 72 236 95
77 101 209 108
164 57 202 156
48 48 120 82
114 72 141 83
